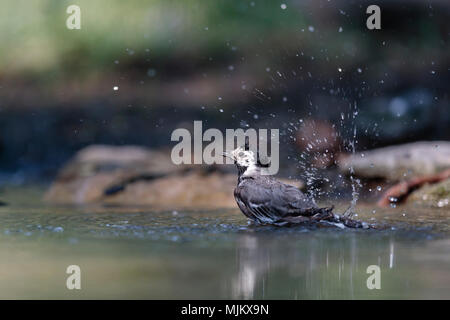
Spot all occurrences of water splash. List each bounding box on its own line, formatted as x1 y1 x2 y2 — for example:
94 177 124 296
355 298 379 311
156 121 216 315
343 101 361 216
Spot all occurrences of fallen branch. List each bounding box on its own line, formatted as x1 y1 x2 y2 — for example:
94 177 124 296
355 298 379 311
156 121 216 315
377 169 450 207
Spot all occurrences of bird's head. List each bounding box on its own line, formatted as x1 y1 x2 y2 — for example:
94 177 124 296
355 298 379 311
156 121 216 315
223 146 257 169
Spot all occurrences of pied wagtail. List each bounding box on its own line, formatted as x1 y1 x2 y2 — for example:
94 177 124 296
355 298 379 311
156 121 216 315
224 145 369 228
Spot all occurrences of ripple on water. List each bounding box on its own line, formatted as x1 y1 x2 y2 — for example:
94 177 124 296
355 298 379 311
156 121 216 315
0 203 448 243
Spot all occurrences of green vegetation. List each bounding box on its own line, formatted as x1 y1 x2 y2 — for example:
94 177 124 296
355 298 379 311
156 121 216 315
0 1 307 79
1 0 446 83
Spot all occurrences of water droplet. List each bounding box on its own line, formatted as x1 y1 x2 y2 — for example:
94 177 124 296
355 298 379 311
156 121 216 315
240 120 249 128
389 197 398 203
377 186 382 191
437 199 449 207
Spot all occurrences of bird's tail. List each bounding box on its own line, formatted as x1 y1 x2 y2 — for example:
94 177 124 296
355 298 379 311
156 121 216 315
313 206 372 229
276 206 373 229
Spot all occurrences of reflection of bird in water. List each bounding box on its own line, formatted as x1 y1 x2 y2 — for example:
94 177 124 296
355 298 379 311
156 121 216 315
232 235 259 299
232 233 312 299
232 233 396 299
224 146 368 228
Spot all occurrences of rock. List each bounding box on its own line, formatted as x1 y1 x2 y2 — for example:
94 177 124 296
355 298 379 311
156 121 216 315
407 178 450 208
98 171 237 208
338 141 450 181
56 144 178 178
45 145 304 209
44 145 178 204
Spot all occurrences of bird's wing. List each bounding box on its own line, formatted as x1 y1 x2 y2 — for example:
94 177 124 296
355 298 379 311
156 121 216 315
235 181 277 223
236 178 318 222
278 182 318 214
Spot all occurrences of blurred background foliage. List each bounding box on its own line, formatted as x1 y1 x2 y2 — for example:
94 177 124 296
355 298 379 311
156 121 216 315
0 0 448 181
1 0 446 80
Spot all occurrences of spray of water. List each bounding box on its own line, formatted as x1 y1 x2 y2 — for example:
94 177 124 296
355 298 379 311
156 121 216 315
343 101 361 217
248 60 369 215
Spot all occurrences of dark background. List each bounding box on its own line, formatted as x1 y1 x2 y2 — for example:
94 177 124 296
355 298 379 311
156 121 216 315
0 0 448 184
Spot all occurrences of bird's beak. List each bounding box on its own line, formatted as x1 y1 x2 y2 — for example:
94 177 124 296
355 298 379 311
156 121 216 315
223 151 232 159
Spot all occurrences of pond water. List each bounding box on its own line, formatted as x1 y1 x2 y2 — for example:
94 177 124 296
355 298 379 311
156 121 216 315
0 187 449 299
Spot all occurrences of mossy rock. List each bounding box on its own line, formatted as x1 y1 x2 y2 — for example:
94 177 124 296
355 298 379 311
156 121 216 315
407 178 450 208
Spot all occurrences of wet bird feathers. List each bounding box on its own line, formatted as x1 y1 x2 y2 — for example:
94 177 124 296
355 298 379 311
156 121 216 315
234 176 333 225
227 146 368 228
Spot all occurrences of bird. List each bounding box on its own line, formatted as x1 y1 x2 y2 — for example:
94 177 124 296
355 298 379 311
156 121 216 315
224 145 369 228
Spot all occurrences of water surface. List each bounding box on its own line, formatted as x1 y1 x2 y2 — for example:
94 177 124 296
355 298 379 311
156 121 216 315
0 187 449 299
